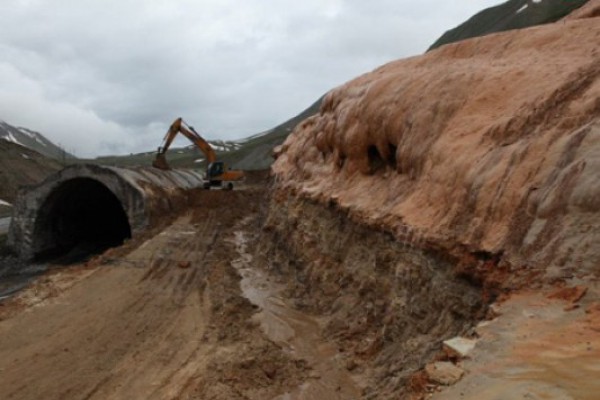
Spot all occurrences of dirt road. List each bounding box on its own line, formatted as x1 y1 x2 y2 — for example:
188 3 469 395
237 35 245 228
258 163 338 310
0 188 357 400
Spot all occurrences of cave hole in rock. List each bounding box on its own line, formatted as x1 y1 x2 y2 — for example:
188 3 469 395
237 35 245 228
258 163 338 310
33 178 132 262
367 145 386 173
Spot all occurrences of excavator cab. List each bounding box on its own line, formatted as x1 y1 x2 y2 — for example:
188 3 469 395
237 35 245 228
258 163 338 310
207 162 224 179
205 161 227 189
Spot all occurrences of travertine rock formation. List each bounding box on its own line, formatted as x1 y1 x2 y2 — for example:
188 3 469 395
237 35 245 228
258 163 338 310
273 11 600 281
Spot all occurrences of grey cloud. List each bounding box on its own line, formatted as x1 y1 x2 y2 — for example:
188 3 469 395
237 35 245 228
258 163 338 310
0 0 500 156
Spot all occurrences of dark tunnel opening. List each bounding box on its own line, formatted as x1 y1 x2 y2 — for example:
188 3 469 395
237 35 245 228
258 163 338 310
33 178 132 263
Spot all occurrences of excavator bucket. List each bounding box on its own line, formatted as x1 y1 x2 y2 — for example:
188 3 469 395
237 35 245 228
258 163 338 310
152 153 170 170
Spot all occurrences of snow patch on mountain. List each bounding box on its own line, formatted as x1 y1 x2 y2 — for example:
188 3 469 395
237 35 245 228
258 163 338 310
3 132 24 147
236 128 274 144
17 127 47 147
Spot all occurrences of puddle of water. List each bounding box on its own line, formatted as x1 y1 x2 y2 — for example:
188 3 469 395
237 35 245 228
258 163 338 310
231 230 362 400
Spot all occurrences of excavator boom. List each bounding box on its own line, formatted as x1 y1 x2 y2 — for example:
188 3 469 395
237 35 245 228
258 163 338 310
152 118 244 189
153 118 216 169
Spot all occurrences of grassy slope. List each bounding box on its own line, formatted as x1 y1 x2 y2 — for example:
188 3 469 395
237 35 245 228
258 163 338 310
85 96 324 171
221 95 323 170
429 0 589 50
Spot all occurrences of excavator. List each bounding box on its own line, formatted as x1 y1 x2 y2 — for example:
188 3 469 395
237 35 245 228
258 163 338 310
152 117 244 190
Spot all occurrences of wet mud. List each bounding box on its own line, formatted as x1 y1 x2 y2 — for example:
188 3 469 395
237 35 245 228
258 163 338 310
232 228 362 399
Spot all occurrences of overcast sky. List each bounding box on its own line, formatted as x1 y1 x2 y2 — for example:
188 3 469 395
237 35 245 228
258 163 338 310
0 0 500 157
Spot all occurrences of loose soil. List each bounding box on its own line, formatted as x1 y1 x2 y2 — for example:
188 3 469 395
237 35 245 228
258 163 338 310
0 182 597 399
431 285 600 400
0 188 311 400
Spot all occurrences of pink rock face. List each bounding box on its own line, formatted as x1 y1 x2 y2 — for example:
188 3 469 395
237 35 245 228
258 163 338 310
565 0 600 20
273 15 600 280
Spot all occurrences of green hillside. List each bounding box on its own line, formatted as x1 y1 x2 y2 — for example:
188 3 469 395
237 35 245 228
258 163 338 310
88 96 324 171
429 0 589 50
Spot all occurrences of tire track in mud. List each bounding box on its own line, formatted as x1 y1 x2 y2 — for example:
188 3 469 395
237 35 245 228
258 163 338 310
82 214 217 399
0 213 216 400
0 188 309 400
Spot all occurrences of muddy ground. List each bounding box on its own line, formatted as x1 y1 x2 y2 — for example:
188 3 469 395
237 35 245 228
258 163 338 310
0 187 315 400
0 181 598 400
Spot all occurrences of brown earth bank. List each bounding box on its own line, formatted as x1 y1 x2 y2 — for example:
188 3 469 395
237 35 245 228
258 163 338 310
258 191 487 399
266 7 600 398
273 11 600 283
0 181 597 399
3 183 481 400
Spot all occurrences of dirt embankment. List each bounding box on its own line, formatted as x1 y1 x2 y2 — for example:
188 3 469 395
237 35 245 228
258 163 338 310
259 193 486 398
264 9 600 399
273 13 600 284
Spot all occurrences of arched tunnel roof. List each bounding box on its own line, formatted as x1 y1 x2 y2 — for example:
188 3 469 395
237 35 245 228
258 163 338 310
8 164 205 260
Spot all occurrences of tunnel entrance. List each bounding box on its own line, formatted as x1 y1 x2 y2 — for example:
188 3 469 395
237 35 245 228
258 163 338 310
33 178 132 263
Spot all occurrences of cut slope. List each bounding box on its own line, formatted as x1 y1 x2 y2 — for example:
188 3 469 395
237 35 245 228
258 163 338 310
273 15 600 282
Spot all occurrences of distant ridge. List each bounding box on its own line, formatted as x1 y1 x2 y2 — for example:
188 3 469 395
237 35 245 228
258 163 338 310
0 119 74 161
429 0 589 50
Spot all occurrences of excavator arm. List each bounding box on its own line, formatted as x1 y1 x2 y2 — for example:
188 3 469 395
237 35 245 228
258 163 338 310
153 118 216 170
152 118 244 189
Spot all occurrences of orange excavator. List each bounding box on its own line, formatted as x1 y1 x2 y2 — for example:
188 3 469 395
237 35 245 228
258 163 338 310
152 117 244 190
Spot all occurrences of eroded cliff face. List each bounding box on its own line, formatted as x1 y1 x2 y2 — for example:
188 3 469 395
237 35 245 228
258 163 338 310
259 194 485 398
272 13 600 283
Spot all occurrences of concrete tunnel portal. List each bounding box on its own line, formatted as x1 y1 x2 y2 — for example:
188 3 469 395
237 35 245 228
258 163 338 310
8 164 206 262
32 178 132 261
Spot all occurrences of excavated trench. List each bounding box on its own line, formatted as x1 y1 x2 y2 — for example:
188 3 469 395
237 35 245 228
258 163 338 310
255 189 489 398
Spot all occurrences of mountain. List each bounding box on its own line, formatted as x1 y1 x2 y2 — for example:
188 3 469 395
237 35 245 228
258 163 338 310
429 0 590 50
90 139 242 169
0 119 65 217
0 139 62 217
0 119 73 161
220 96 323 170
